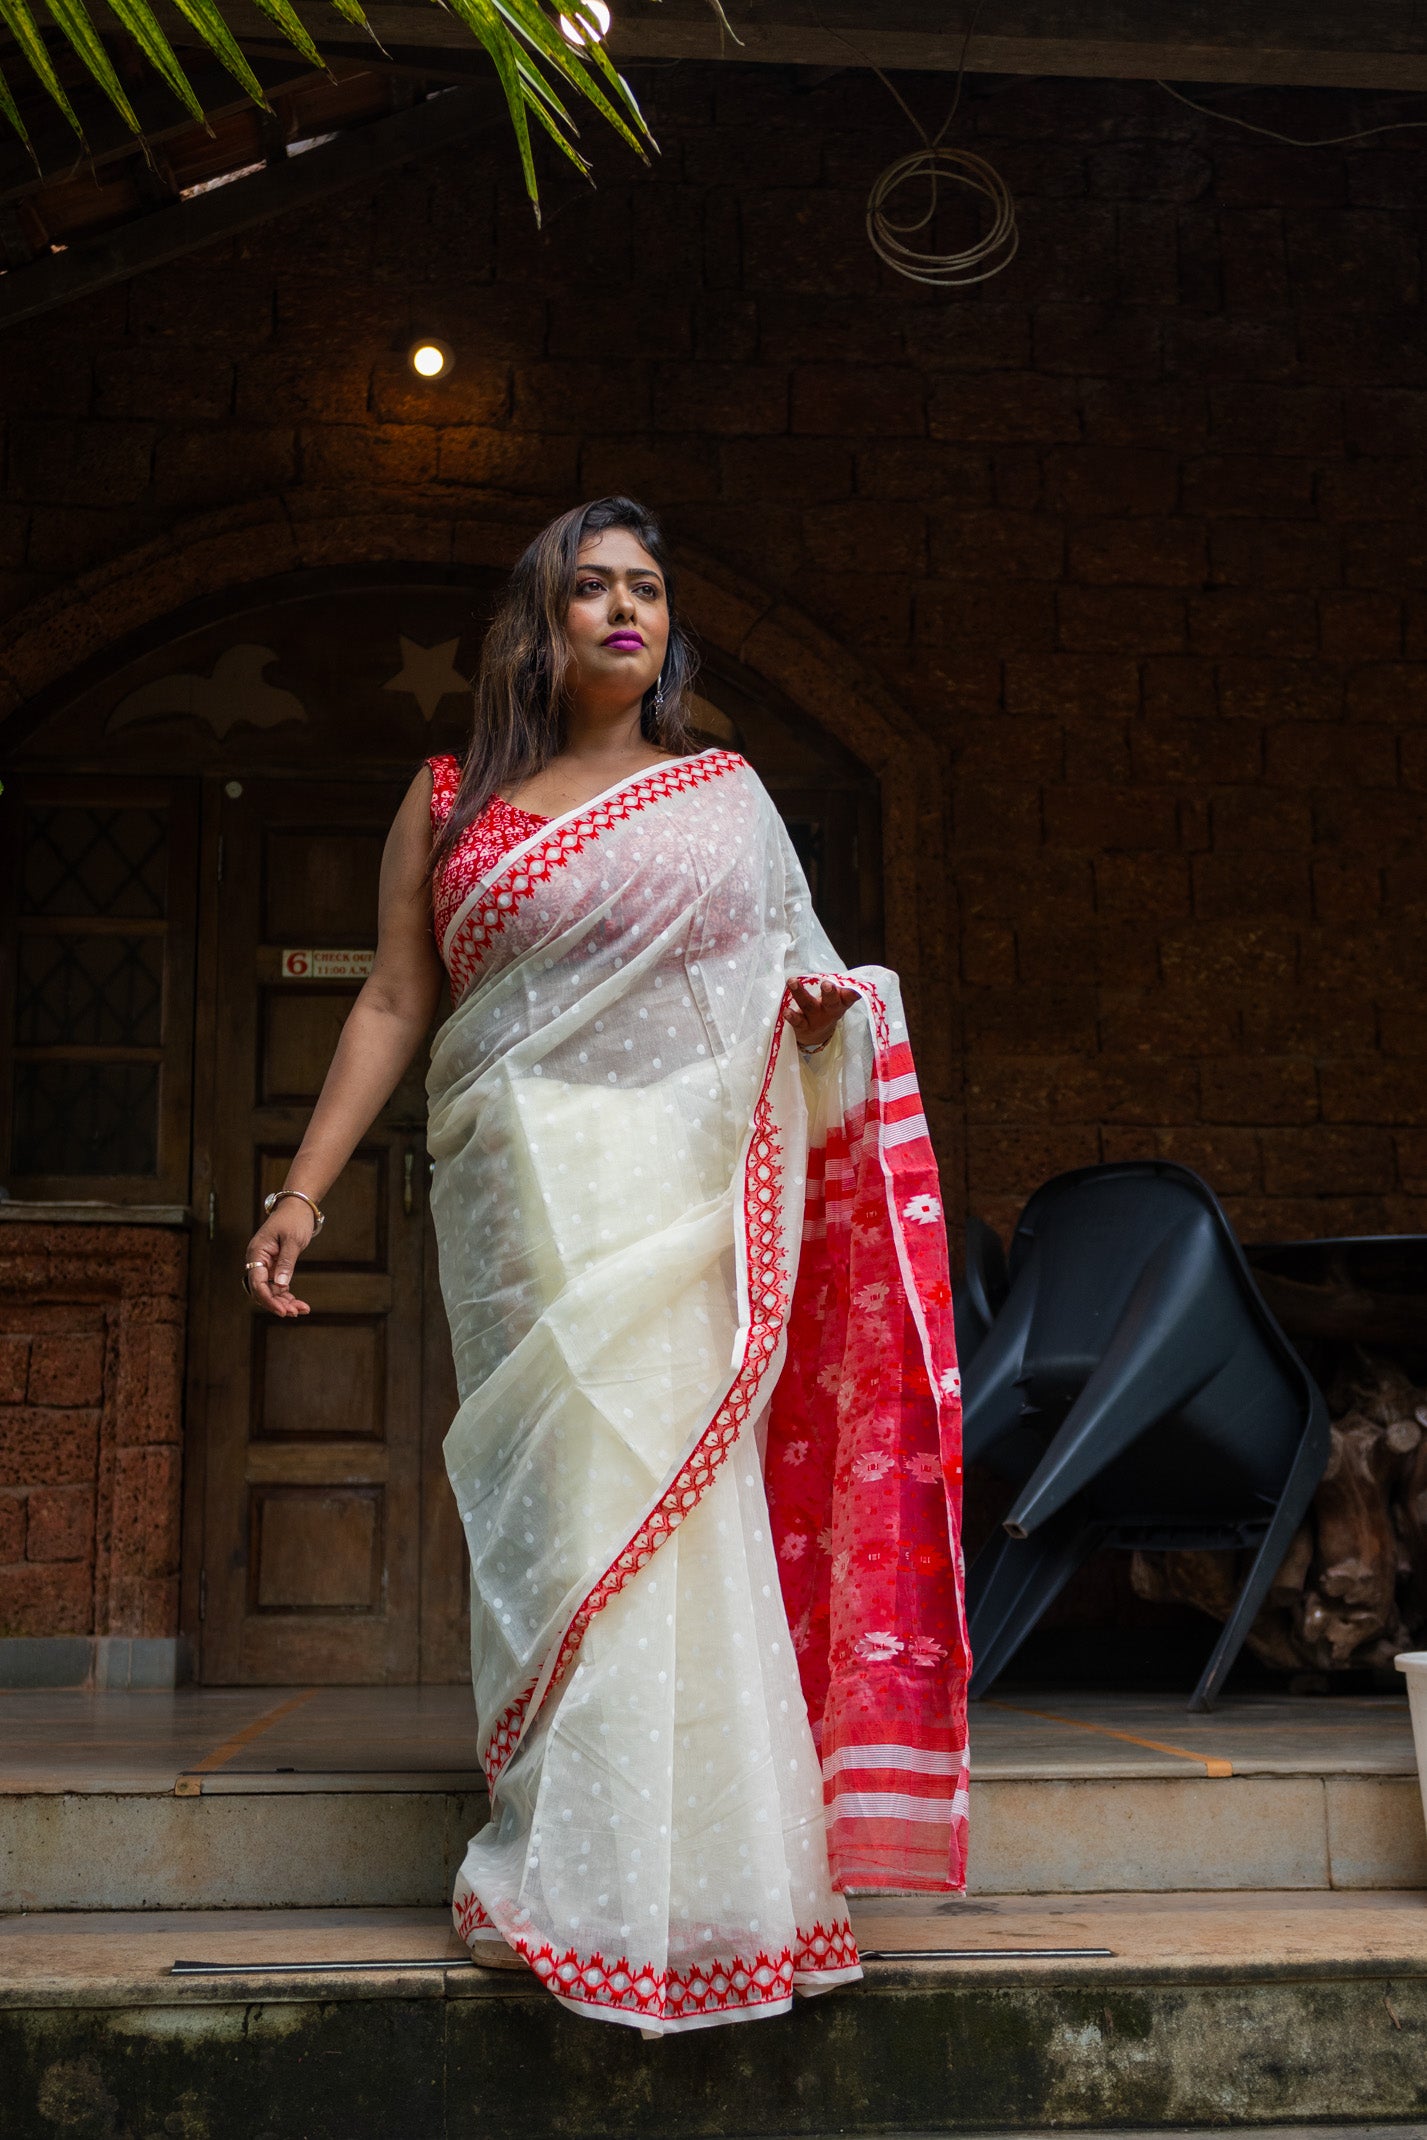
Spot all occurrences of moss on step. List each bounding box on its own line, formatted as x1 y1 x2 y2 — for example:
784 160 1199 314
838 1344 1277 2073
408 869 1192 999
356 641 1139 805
5 1972 1427 2139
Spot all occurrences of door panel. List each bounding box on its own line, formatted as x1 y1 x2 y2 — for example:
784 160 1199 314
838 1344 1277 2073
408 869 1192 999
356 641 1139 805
257 1145 386 1266
251 1487 382 1610
263 828 388 941
260 1321 384 1438
200 777 428 1683
260 992 361 1103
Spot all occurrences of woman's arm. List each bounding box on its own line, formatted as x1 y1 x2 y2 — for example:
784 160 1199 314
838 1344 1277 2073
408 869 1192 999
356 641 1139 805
244 768 446 1318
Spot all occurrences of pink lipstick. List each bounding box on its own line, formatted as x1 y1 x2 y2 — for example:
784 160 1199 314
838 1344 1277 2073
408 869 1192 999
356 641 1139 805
603 632 645 650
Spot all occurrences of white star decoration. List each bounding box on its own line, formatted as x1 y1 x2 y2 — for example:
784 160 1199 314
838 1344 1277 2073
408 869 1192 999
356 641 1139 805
382 636 470 722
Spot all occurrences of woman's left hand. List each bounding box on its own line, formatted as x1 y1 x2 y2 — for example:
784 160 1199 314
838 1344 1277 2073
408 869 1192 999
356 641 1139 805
786 977 860 1051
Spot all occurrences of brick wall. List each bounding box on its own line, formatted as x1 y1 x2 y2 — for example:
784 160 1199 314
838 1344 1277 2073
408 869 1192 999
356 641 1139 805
3 67 1426 1246
0 1225 187 1640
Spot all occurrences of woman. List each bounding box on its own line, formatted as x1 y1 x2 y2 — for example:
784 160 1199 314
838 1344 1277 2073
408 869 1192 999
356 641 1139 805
244 497 968 2036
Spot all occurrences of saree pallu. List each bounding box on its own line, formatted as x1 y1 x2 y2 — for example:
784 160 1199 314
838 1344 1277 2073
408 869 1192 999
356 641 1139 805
427 748 968 2035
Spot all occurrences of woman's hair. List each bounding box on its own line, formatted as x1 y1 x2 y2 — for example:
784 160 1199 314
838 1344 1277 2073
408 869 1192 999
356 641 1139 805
428 496 699 881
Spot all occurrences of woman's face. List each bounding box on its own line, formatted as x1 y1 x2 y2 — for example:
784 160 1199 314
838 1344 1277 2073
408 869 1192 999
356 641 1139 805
563 527 670 711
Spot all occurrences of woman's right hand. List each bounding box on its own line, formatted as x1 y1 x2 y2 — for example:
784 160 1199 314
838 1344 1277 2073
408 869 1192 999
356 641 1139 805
244 1201 317 1318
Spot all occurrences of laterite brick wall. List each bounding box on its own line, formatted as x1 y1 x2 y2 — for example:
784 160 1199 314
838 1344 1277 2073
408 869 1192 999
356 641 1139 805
0 1226 186 1640
3 66 1427 1246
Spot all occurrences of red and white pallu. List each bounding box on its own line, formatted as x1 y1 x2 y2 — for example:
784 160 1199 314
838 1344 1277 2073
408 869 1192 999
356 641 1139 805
426 748 968 2035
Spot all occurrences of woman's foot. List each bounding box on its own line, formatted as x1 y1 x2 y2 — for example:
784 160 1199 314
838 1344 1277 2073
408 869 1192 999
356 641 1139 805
469 1940 530 1973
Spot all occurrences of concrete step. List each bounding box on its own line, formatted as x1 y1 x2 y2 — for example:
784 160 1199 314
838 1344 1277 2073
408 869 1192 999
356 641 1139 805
5 1687 1426 1910
5 1894 1427 2137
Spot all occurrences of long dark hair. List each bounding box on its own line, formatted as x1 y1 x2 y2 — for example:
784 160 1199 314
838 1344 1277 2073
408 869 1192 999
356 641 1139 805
429 496 699 880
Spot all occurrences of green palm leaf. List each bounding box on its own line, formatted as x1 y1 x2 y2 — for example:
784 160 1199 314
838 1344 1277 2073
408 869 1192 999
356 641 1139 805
238 0 326 74
89 0 207 122
492 0 649 156
5 0 658 205
438 0 540 203
323 0 374 34
139 0 273 109
0 47 30 144
0 0 85 139
35 0 141 131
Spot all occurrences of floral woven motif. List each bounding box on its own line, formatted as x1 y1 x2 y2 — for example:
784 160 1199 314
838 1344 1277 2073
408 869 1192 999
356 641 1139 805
511 1919 860 2028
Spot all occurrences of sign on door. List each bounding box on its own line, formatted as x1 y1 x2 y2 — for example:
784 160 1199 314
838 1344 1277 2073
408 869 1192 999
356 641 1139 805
281 949 375 979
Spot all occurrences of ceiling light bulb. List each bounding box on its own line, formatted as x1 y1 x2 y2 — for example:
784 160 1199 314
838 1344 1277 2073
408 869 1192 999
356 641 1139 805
409 339 452 379
559 0 611 47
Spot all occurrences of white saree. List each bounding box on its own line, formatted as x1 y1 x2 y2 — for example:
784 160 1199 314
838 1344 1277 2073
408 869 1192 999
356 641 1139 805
427 749 966 2035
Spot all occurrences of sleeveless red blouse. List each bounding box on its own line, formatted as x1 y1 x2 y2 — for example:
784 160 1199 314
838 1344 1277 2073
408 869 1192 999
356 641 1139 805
427 754 548 953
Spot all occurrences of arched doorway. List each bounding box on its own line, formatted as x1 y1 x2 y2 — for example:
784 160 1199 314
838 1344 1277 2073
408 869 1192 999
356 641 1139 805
3 562 886 1682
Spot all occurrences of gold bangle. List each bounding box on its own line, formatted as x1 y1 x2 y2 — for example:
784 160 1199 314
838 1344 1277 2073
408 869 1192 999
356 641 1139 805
264 1187 325 1235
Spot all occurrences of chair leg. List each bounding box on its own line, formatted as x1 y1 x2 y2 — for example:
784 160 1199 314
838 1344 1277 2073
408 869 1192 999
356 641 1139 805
967 1508 1101 1701
1187 1397 1331 1713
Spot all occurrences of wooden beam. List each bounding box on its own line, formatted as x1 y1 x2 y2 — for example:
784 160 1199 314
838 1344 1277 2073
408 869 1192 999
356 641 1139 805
0 53 328 204
155 0 1427 91
0 85 497 331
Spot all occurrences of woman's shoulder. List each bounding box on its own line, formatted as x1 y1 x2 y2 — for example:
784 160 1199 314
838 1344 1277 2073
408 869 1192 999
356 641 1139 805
425 754 462 827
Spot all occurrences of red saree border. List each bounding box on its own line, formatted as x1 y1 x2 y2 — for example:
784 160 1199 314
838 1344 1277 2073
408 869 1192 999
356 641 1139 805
524 1918 860 2028
766 971 970 1895
457 1901 859 2030
480 992 795 1791
442 747 747 1001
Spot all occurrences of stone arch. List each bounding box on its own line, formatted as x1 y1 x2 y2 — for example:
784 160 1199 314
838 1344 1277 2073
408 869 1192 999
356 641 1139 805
0 493 957 1181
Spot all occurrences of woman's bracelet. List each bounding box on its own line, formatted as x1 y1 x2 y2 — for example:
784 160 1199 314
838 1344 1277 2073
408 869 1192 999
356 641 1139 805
263 1187 325 1235
797 1034 831 1059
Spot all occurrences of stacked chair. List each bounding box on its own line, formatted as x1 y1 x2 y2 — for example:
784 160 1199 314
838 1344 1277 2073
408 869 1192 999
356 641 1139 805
955 1161 1330 1712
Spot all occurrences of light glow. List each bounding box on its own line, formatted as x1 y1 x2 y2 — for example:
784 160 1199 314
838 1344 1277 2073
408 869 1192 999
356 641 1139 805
558 0 611 47
409 339 452 379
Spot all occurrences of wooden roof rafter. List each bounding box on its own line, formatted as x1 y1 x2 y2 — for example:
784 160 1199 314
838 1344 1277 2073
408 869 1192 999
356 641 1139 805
4 0 1427 329
0 73 499 326
143 0 1427 92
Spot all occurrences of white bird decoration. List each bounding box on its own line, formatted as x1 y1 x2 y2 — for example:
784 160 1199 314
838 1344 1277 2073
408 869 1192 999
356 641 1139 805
106 646 308 738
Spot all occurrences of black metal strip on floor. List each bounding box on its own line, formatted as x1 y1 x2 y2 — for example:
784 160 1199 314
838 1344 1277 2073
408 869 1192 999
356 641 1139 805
171 1946 1116 1976
171 1958 466 1975
860 1947 1116 1960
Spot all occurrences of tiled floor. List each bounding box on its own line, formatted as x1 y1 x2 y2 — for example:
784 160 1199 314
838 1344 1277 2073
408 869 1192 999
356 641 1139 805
976 1688 1418 1779
0 1685 484 1794
0 1685 1416 1794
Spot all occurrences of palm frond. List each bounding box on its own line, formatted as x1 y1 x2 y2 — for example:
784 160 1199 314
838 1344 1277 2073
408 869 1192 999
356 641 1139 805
0 0 85 140
323 0 375 35
44 0 143 131
238 0 327 75
0 47 29 144
91 0 207 123
492 0 650 158
5 0 659 207
146 0 274 110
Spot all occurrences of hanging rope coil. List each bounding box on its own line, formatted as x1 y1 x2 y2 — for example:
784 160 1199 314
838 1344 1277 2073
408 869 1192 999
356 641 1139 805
820 0 1018 290
866 140 1018 287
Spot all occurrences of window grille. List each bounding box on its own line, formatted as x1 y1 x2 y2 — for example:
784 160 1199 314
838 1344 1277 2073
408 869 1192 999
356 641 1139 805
2 782 197 1203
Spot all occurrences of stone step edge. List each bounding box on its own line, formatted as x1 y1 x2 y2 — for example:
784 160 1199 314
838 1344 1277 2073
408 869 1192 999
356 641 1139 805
8 1949 1427 2012
4 1764 1419 1794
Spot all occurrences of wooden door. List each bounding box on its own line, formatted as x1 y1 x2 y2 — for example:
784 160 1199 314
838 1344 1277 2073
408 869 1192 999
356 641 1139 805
195 775 465 1683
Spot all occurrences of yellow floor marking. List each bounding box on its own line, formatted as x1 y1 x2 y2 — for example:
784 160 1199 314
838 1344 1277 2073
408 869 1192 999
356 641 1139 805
983 1699 1235 1778
173 1690 319 1795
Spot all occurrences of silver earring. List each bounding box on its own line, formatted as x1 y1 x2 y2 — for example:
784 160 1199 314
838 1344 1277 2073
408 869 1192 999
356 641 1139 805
653 674 666 715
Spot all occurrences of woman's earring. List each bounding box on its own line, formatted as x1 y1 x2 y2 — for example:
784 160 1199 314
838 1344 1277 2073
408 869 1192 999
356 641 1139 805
653 671 666 717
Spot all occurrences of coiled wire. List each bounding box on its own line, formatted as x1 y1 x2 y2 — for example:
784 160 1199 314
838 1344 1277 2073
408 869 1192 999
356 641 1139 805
866 140 1018 287
823 0 1018 290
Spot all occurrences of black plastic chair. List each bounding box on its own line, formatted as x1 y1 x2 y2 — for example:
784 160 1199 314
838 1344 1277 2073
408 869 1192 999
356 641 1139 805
952 1214 1011 1371
961 1161 1330 1712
